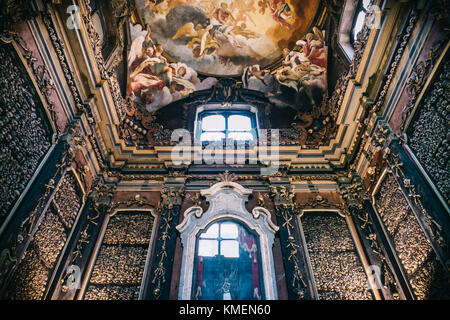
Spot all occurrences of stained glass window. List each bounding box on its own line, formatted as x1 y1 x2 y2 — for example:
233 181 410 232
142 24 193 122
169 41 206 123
192 220 264 300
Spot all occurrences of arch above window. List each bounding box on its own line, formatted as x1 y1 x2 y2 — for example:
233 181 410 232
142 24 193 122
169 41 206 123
176 180 279 300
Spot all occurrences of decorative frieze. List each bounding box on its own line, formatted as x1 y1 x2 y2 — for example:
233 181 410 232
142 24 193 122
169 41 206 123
374 11 418 113
400 40 444 132
41 11 86 115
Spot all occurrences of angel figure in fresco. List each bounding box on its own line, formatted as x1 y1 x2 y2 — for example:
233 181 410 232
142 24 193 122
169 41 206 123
258 0 294 30
209 2 242 48
300 27 327 68
169 62 197 98
276 61 325 109
172 22 219 58
242 64 273 93
128 26 164 104
230 0 258 27
273 27 327 110
128 25 174 105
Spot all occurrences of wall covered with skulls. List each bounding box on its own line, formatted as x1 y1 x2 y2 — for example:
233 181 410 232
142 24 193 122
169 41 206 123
0 0 449 301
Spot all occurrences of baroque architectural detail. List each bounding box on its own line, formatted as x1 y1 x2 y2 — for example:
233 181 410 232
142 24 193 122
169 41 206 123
374 170 450 299
3 169 83 300
269 185 309 299
407 57 450 204
373 11 418 112
84 210 155 300
301 211 373 299
177 180 278 300
41 11 87 115
400 40 445 131
148 186 184 299
0 41 53 226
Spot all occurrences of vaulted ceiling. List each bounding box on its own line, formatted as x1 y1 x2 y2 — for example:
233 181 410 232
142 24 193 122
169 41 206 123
135 0 320 76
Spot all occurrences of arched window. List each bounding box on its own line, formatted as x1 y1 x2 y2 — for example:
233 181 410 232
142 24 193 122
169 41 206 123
176 180 279 300
192 220 264 300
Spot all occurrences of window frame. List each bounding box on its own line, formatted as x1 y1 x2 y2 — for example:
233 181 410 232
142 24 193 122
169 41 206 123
196 110 258 142
338 0 376 61
176 181 279 300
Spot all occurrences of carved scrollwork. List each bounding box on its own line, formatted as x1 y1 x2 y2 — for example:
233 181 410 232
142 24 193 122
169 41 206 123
269 185 309 299
373 11 418 112
149 186 184 299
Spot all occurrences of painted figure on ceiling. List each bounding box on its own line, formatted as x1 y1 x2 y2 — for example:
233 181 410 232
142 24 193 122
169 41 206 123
128 23 218 112
302 27 327 68
258 0 294 30
241 27 328 117
128 25 166 105
140 0 318 75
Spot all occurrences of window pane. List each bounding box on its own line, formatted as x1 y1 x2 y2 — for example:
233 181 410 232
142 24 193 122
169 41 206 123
353 11 366 40
200 132 225 141
228 132 254 141
220 223 238 239
220 240 239 258
202 115 225 131
228 115 252 131
200 223 219 238
198 239 218 257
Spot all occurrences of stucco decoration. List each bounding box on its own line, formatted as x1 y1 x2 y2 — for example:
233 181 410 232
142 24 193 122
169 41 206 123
176 180 279 300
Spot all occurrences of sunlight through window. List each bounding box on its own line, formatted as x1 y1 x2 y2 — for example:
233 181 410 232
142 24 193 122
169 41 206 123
198 111 256 142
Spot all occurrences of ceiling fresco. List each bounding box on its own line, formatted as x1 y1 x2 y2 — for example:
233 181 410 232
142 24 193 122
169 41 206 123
136 0 320 76
125 0 332 149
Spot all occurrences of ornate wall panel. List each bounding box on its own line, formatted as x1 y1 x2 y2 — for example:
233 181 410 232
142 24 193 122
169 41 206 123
301 212 373 300
407 57 450 204
0 42 52 225
3 170 83 299
269 186 313 300
374 172 449 299
84 210 155 300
